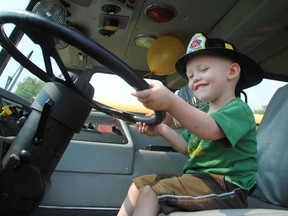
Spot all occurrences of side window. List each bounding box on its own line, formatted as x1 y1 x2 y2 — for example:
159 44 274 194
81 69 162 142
244 79 287 114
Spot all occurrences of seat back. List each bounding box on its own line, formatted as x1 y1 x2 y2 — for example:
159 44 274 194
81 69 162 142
253 84 288 208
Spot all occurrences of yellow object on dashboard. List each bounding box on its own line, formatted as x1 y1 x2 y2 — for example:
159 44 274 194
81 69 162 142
147 36 185 76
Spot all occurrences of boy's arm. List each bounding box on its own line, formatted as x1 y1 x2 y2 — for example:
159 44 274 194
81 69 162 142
159 124 188 155
168 96 225 140
162 112 173 126
132 84 224 140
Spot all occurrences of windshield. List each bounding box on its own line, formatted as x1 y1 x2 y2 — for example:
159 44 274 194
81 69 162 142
91 73 157 114
0 0 43 102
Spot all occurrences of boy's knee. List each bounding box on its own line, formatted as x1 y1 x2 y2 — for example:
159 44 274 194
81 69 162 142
140 185 157 197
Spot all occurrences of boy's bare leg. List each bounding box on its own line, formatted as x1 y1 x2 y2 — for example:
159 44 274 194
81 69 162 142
118 183 139 216
133 185 160 216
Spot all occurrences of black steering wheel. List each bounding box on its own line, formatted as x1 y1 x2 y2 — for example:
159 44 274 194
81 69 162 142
0 9 165 126
0 10 165 216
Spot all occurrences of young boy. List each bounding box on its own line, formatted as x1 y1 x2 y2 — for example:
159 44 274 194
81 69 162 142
117 33 263 216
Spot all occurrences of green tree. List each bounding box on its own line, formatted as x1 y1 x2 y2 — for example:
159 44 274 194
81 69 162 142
254 105 267 115
14 76 45 102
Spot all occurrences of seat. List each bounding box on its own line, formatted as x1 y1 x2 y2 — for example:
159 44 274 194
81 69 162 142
160 84 288 215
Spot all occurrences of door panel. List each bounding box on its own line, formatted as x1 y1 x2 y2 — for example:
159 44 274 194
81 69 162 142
37 112 187 215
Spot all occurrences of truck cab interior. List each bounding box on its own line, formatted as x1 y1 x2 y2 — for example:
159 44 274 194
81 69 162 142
0 0 288 215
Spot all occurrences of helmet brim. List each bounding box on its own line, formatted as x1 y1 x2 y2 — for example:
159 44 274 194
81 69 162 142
175 48 264 90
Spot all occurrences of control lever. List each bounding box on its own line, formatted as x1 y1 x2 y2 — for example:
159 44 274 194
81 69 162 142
19 99 55 163
34 99 54 146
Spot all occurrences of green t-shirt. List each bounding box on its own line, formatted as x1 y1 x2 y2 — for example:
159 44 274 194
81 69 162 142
182 98 257 190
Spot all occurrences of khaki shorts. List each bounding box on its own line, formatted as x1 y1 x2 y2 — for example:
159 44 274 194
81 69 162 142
133 173 248 214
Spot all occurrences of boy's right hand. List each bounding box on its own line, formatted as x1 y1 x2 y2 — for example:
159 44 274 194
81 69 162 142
131 83 175 111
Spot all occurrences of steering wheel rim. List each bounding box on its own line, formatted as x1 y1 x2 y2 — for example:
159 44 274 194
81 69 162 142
0 9 165 125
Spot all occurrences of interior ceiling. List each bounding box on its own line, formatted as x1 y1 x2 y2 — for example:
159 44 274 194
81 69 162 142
53 0 288 88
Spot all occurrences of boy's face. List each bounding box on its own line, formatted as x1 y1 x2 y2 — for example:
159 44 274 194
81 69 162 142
185 55 236 102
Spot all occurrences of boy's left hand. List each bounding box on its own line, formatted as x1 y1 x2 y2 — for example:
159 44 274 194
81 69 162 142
136 122 163 137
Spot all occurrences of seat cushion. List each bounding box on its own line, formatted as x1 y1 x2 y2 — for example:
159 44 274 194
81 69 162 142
253 84 288 207
160 208 288 215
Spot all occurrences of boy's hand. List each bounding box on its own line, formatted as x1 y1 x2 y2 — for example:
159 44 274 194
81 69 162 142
132 83 174 110
136 122 163 137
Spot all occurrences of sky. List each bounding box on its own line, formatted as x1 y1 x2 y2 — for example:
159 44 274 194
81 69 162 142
0 0 29 11
0 0 287 112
